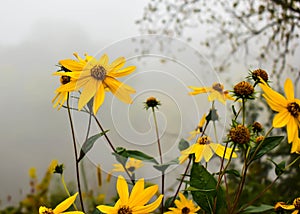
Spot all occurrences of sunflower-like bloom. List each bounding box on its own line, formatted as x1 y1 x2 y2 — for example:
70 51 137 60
39 192 84 214
179 136 237 163
164 192 200 214
259 78 300 153
97 175 163 214
107 158 144 181
54 53 136 114
189 83 234 104
275 197 300 214
187 114 206 141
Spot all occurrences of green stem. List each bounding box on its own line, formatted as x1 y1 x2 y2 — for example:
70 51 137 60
238 155 300 213
66 95 85 212
92 114 135 185
151 107 164 213
61 174 78 211
170 158 192 206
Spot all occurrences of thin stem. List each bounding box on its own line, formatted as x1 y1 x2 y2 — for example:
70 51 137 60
61 174 78 211
66 95 85 212
238 155 300 213
170 158 192 206
92 114 135 184
151 107 164 213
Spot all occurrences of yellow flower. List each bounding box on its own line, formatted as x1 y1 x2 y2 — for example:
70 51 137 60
189 83 234 104
164 192 200 214
179 136 237 163
107 158 144 182
54 53 136 114
275 197 300 214
39 192 84 214
259 78 300 153
28 167 37 179
187 114 206 141
97 175 163 214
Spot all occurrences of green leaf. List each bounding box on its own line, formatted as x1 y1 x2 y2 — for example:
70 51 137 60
250 136 284 161
216 169 241 178
190 163 226 213
178 138 190 151
126 150 159 164
241 204 274 213
153 158 178 172
113 147 159 164
78 130 109 162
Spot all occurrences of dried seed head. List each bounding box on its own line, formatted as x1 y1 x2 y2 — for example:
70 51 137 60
234 81 254 98
144 97 161 110
229 124 250 144
252 122 263 133
252 69 268 83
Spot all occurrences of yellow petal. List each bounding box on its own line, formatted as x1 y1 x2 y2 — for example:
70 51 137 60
259 82 287 107
203 146 213 162
99 54 109 66
109 66 136 78
128 178 145 205
131 184 158 207
78 79 99 111
109 57 126 71
93 83 105 114
272 110 290 128
188 86 212 95
132 195 163 213
117 176 129 204
194 145 205 162
97 204 117 214
284 78 295 101
53 192 78 213
59 59 85 72
286 118 298 143
262 94 287 112
279 204 295 210
104 76 135 104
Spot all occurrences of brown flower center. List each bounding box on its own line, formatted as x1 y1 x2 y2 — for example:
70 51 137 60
287 102 300 118
41 209 54 214
91 65 107 80
252 69 268 82
118 206 132 214
229 125 250 144
212 83 224 93
144 96 161 109
60 76 71 85
252 121 263 133
234 81 254 97
181 207 191 214
197 136 210 145
293 197 300 210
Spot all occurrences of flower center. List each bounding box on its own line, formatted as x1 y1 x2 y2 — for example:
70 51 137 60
41 208 54 214
181 207 191 214
60 76 71 85
118 206 133 214
287 102 300 118
91 65 107 80
294 197 300 210
212 83 224 93
197 136 210 145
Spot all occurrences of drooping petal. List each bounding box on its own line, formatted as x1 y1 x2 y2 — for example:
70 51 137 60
104 76 135 104
262 94 287 112
194 145 205 162
78 79 98 110
272 110 290 128
53 192 78 213
116 176 129 204
188 86 212 95
203 146 213 162
286 118 298 143
284 78 295 101
56 79 88 92
259 82 287 107
210 143 237 159
93 83 105 114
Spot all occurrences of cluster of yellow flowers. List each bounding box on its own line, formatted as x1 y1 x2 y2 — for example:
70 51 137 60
49 53 300 213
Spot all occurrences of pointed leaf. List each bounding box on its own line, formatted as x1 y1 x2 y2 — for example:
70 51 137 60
113 147 159 164
153 158 178 172
241 204 274 213
190 163 226 213
250 136 284 161
78 130 109 162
